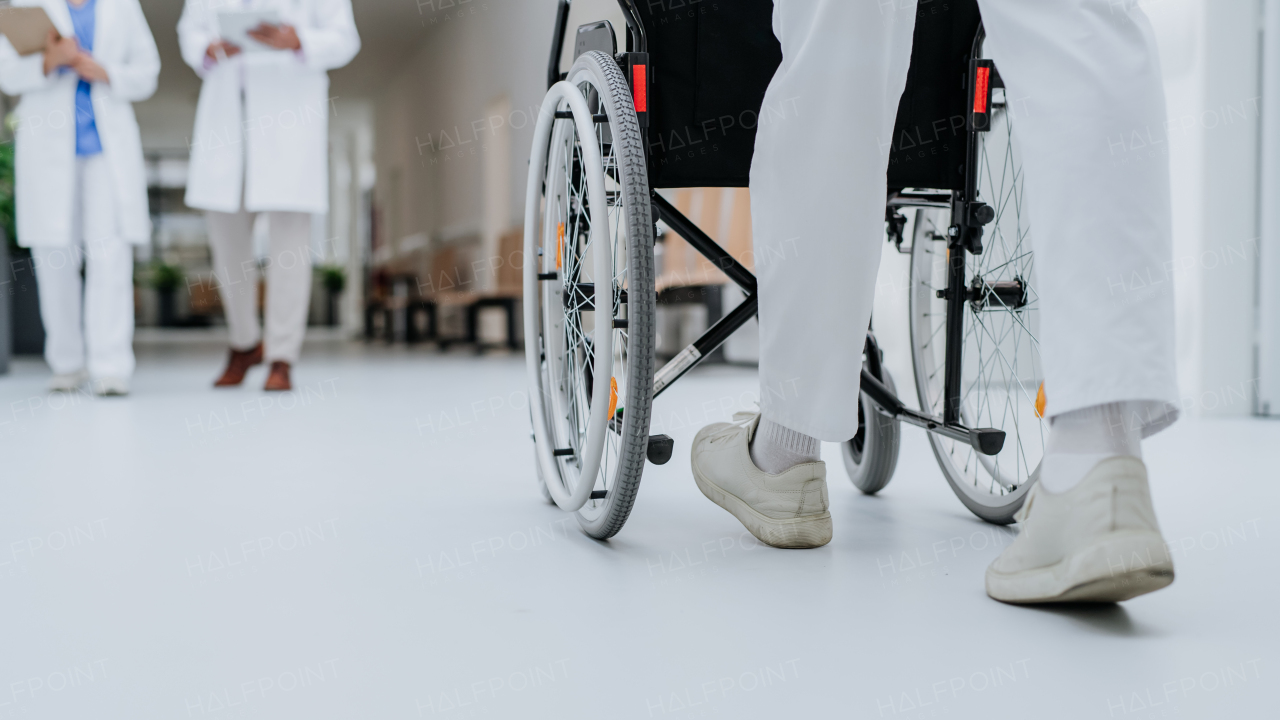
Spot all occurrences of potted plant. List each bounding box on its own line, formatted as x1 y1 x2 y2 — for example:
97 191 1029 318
148 261 184 327
319 265 346 327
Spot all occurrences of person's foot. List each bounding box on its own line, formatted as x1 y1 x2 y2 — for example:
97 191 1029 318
92 377 130 397
986 456 1174 604
690 412 831 548
214 343 264 387
49 369 89 392
263 361 292 392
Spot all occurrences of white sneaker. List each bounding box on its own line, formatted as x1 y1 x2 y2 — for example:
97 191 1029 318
92 377 130 397
691 412 832 548
986 456 1174 604
49 370 89 392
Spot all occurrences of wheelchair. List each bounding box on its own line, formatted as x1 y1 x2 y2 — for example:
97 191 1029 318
524 0 1044 538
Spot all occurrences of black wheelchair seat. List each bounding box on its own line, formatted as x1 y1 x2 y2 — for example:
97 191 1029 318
636 0 981 191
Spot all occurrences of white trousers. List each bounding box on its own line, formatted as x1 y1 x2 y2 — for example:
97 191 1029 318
206 209 312 364
32 154 135 379
752 0 1179 441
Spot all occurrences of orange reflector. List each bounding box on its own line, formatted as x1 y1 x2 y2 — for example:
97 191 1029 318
973 65 990 114
556 223 564 270
1035 382 1047 418
608 378 619 419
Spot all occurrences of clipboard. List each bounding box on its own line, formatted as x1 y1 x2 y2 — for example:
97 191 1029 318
0 6 57 56
217 10 285 53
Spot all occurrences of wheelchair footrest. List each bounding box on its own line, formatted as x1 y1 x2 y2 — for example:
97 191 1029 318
647 435 674 465
968 428 1006 456
860 368 1007 456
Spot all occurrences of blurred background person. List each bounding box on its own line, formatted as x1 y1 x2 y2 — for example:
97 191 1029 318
177 0 359 392
0 0 160 396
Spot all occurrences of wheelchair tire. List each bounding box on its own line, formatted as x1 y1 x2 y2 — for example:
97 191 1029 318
532 440 553 504
841 367 901 495
524 51 655 539
907 80 1044 525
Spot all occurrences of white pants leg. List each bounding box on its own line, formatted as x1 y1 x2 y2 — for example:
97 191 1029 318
33 155 135 379
750 0 918 441
975 0 1178 435
32 243 86 375
81 156 136 379
206 209 312 363
206 208 262 352
262 211 312 364
752 0 1178 441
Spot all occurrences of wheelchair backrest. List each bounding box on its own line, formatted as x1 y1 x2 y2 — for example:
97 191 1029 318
635 0 980 192
637 0 779 189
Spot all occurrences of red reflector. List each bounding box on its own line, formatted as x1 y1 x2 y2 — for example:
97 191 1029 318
973 66 990 114
632 64 648 113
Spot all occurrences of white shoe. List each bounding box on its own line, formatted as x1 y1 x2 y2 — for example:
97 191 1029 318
49 370 89 392
92 377 130 397
986 456 1174 604
690 412 832 548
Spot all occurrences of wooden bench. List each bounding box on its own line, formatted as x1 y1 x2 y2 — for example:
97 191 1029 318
655 187 756 362
419 229 523 351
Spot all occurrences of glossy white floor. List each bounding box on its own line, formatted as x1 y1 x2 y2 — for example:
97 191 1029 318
1 334 1276 720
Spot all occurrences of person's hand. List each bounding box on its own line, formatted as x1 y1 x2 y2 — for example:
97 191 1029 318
42 29 79 75
205 40 242 62
246 23 301 51
70 52 109 83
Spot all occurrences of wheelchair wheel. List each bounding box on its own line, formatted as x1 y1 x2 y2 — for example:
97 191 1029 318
908 92 1045 525
841 366 901 495
523 51 655 539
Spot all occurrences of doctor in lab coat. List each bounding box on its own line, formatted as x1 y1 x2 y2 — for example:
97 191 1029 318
0 0 159 396
177 0 359 392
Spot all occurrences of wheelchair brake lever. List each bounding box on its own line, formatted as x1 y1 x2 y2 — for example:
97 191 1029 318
885 208 908 252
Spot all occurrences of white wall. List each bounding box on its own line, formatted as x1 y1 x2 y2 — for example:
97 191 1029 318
371 0 639 271
1259 0 1280 416
373 0 560 267
328 99 377 335
1147 0 1262 417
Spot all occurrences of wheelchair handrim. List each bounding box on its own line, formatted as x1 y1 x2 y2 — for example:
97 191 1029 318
523 81 614 513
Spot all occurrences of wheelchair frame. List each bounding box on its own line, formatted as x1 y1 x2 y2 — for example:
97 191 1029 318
545 0 1009 461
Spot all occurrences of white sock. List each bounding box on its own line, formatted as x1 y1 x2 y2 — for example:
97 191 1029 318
1040 402 1141 494
750 417 821 474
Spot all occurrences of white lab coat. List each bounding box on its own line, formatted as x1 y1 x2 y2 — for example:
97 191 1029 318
177 0 359 214
0 0 159 247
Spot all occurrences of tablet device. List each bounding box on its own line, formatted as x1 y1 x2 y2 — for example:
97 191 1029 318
217 10 284 53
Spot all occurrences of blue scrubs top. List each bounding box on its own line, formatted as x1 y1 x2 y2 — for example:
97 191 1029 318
67 0 102 156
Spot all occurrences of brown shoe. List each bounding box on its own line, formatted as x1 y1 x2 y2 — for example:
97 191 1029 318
214 343 263 387
264 361 292 392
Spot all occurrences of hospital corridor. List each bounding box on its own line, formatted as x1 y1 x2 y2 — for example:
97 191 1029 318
1 1 1278 718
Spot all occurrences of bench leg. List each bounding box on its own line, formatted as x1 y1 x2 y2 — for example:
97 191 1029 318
506 299 519 350
466 304 479 348
406 305 420 345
